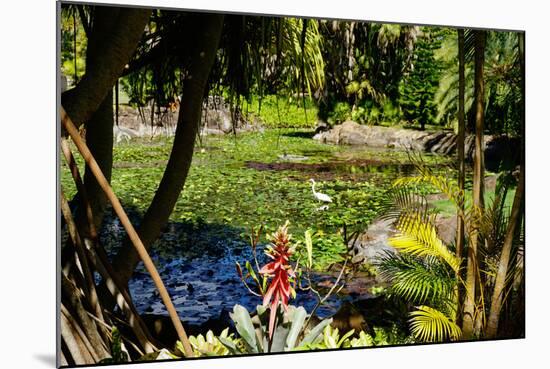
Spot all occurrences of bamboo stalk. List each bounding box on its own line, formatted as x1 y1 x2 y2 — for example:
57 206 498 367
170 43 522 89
61 106 195 358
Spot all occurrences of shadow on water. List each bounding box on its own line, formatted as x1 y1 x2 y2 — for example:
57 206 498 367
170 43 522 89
280 130 316 139
99 207 346 326
245 159 417 180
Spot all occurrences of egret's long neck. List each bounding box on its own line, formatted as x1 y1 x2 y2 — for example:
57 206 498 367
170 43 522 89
311 182 317 194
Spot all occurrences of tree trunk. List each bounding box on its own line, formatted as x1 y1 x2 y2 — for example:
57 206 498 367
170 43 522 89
462 30 485 339
72 6 120 241
455 28 466 325
108 14 225 291
485 164 524 338
62 7 151 126
486 31 525 338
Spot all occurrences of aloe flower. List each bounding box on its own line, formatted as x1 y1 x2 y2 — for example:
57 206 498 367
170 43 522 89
259 222 296 339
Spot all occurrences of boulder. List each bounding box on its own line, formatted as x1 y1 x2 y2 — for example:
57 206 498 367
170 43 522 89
349 213 459 266
314 121 520 170
348 217 396 265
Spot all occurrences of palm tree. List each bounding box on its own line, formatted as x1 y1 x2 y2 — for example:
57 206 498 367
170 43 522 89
455 28 466 326
462 29 486 339
485 32 525 338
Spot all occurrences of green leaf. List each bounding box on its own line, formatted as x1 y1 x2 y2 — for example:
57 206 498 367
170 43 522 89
217 336 239 355
230 305 259 353
409 305 461 342
285 306 307 350
299 318 333 347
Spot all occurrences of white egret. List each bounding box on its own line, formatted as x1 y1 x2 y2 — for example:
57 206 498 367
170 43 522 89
309 179 333 204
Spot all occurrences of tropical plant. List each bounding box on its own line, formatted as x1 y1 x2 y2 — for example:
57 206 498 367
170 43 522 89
236 222 350 344
399 27 447 130
378 211 462 342
176 329 239 357
296 325 356 350
378 151 524 342
259 221 298 339
434 30 522 135
219 304 333 354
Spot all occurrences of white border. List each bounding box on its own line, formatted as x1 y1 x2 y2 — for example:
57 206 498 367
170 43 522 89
1 0 548 368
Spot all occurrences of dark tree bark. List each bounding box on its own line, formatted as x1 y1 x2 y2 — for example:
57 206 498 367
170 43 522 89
107 14 225 291
462 30 486 339
62 7 151 126
72 7 120 240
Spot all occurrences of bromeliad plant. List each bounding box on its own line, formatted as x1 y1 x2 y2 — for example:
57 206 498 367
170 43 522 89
236 221 299 340
259 222 297 339
220 304 333 354
234 221 350 352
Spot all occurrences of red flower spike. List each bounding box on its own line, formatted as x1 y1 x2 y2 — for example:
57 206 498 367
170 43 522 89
259 222 296 339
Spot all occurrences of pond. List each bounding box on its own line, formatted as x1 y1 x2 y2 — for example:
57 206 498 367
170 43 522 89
63 129 452 326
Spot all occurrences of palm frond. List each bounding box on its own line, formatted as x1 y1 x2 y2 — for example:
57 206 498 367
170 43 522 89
392 170 464 213
378 187 431 222
409 305 462 342
390 212 461 273
377 252 456 304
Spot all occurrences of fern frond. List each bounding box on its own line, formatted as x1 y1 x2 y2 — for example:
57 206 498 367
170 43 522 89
390 213 461 273
409 306 462 342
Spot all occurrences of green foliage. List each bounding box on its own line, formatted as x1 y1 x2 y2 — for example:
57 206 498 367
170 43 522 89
177 329 238 357
399 27 446 129
390 212 461 273
378 157 463 343
243 95 318 128
99 327 129 364
434 30 522 134
296 324 413 350
60 5 87 85
409 306 462 342
220 304 333 353
327 101 352 125
378 252 455 305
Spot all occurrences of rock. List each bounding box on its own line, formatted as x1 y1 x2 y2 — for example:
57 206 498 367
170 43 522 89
314 121 330 135
314 121 521 168
350 213 460 267
434 214 458 245
348 217 396 265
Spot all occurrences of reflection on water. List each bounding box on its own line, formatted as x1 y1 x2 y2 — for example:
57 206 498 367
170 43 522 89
102 217 345 325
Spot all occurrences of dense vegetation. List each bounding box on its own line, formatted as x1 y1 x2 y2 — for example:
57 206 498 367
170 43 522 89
59 4 524 366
